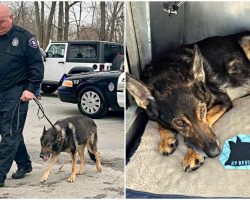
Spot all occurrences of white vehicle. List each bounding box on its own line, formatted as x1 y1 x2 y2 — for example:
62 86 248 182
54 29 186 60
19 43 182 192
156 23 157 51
42 40 123 93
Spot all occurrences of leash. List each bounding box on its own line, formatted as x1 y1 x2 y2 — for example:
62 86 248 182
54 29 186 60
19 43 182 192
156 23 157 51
10 99 22 136
10 97 55 136
33 97 55 129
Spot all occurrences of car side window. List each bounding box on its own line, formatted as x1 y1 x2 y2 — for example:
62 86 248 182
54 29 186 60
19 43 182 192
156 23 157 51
68 44 97 59
47 44 65 58
104 44 123 63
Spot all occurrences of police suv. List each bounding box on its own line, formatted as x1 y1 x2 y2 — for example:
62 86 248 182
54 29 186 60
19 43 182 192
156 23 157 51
42 40 123 93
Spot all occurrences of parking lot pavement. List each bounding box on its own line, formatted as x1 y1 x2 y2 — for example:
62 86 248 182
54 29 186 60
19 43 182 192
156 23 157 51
0 93 124 199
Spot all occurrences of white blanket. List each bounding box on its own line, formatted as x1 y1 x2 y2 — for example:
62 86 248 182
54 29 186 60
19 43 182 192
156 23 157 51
126 96 250 197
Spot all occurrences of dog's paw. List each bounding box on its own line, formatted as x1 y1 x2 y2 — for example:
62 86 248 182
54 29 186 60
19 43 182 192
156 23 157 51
159 138 178 156
76 169 84 175
40 176 48 183
96 165 102 172
182 150 205 172
67 175 76 182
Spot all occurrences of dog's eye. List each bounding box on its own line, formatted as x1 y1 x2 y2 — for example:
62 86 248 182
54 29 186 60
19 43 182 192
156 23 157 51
173 119 187 129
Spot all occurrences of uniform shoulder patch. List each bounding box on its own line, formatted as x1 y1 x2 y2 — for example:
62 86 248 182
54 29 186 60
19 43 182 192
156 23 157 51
28 37 38 48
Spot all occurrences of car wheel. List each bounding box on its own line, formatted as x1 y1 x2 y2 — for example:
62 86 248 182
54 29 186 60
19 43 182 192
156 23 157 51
41 84 58 94
77 87 109 118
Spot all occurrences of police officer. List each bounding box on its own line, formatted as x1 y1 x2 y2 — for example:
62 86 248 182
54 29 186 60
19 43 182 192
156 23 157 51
0 3 44 187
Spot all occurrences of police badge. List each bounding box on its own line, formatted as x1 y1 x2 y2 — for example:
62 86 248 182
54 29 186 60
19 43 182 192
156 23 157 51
12 38 19 46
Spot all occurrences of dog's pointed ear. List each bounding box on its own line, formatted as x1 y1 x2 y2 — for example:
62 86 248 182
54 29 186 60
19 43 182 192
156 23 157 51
126 73 159 120
190 44 205 83
126 73 154 109
238 36 250 61
43 126 47 135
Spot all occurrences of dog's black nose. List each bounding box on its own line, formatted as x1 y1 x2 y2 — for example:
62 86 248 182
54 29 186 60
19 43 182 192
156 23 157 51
40 153 44 158
206 144 220 158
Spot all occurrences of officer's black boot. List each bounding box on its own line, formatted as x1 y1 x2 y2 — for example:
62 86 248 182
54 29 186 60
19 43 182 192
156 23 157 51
12 167 32 179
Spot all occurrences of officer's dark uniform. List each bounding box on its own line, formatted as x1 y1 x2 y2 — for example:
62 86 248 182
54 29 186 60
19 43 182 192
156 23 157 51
0 25 44 183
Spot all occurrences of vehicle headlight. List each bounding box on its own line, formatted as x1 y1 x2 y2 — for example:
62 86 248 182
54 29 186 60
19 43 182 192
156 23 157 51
62 80 73 87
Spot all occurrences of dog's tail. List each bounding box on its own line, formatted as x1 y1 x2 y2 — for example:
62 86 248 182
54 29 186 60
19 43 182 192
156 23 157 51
88 150 96 162
87 132 98 163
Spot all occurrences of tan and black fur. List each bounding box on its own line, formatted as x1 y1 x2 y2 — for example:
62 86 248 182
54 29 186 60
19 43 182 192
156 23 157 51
127 31 250 172
40 115 102 183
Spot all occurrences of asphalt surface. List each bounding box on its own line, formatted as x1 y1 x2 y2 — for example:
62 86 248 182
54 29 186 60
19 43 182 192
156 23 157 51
0 92 124 199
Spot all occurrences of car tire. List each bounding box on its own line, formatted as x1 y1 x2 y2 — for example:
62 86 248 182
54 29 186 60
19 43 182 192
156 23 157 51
77 86 109 118
111 55 124 70
41 84 58 94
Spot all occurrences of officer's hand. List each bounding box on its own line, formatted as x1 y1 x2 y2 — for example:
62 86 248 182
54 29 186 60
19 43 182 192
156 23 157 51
20 90 34 102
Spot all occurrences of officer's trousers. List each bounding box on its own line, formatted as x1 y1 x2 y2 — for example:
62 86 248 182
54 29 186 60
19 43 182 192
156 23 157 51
0 85 32 182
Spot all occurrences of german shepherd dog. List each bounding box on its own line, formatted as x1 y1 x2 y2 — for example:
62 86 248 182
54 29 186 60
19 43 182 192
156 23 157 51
127 31 250 172
40 116 102 183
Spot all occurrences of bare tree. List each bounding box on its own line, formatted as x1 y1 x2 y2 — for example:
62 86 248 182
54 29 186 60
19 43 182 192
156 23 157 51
64 1 79 41
10 1 124 45
64 1 69 40
44 2 56 47
100 1 105 41
57 2 63 41
91 2 96 27
13 3 23 24
71 2 83 39
11 2 36 33
107 2 124 41
34 1 45 47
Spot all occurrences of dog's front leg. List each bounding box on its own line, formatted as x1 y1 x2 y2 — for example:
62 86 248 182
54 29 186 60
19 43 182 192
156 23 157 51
158 123 178 156
67 151 77 182
182 149 205 172
40 153 59 183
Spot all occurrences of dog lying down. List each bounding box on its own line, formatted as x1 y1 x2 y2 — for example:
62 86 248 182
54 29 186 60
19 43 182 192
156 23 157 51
40 115 102 183
127 31 250 172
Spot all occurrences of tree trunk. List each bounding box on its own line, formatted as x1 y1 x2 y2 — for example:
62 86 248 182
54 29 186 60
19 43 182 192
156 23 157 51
34 2 42 47
44 2 56 48
91 2 96 27
57 2 63 41
64 2 69 40
100 1 105 41
64 1 79 41
109 2 123 42
72 2 82 40
21 2 24 27
41 2 44 48
109 2 117 41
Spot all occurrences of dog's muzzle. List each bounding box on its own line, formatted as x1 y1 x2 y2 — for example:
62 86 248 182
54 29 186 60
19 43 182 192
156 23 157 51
40 153 51 162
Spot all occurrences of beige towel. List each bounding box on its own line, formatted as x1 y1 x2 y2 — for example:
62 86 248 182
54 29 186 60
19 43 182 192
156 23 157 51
126 96 250 197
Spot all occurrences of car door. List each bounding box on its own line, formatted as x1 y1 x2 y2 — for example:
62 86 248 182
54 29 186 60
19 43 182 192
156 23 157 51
44 43 67 83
